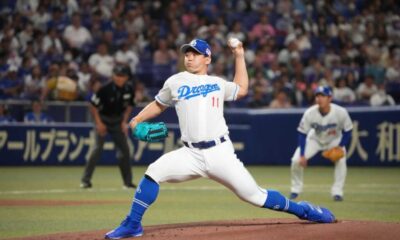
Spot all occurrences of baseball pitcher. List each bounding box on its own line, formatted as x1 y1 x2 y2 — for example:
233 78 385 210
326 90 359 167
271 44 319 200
289 86 353 202
105 39 336 239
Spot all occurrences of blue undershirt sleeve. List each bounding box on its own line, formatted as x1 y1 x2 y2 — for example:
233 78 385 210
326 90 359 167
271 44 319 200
298 132 307 156
339 130 352 147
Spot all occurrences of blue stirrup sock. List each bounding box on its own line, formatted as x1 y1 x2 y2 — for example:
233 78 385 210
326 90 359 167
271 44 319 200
128 175 159 223
263 190 304 217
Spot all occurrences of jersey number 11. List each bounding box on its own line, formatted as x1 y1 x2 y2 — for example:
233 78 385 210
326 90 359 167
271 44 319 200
212 96 219 108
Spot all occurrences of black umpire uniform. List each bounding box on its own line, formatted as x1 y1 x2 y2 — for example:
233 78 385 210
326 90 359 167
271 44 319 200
81 65 136 189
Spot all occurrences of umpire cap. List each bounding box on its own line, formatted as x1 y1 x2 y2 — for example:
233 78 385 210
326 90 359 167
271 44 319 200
113 64 131 77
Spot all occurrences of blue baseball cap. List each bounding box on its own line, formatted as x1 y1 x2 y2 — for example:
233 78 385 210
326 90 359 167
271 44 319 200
315 86 333 96
180 39 212 57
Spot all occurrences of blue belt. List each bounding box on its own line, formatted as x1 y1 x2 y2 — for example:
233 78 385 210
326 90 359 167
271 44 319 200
183 136 226 150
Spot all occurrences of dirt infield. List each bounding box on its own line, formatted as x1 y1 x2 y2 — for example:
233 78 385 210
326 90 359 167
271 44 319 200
8 218 400 240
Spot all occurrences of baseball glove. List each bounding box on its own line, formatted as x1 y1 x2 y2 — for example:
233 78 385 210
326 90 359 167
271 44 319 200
132 122 168 142
322 147 345 163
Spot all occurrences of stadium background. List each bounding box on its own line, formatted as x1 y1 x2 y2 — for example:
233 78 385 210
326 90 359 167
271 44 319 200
0 0 399 166
0 1 399 239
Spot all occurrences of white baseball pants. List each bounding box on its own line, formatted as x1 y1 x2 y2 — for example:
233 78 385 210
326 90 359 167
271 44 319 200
146 137 267 207
290 137 347 197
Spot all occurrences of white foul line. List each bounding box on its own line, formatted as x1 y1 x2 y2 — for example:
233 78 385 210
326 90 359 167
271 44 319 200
0 184 399 196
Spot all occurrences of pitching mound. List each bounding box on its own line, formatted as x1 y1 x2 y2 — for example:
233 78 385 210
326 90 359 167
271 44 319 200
9 218 400 240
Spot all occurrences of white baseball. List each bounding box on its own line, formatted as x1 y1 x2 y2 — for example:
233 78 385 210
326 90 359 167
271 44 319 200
228 38 241 48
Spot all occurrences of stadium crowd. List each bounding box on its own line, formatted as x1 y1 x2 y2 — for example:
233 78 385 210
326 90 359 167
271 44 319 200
0 0 399 122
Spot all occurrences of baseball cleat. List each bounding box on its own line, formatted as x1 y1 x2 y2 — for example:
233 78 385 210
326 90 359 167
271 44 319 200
298 201 336 223
123 183 137 189
289 192 299 200
333 195 343 202
80 181 92 189
105 216 143 239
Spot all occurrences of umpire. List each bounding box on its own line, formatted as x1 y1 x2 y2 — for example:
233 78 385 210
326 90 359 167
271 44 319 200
81 64 136 189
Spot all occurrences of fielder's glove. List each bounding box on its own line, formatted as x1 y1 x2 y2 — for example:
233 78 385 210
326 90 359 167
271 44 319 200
132 122 168 142
322 147 345 163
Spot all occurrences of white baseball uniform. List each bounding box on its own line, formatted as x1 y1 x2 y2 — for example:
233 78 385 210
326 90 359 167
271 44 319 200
146 71 267 207
291 103 353 197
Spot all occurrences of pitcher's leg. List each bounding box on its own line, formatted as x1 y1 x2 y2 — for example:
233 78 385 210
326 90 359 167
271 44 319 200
205 141 304 217
205 142 266 206
106 147 206 239
145 147 205 183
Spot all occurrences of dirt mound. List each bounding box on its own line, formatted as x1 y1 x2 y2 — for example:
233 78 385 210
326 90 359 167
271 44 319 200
8 218 400 240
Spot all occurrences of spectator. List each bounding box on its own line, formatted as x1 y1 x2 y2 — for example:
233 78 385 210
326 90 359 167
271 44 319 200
29 3 51 32
46 7 68 33
91 0 112 20
250 70 269 93
16 0 39 16
102 30 118 53
42 28 63 54
303 58 325 84
169 19 186 47
63 12 93 51
41 63 79 101
344 71 359 90
24 100 53 123
115 41 139 74
22 65 45 100
356 75 378 102
134 81 151 104
0 103 16 123
0 51 10 78
302 83 318 107
77 62 92 98
370 83 396 106
296 32 311 52
152 39 178 65
333 78 356 104
17 22 34 52
227 21 246 42
89 10 113 43
3 38 22 68
365 56 386 84
124 8 145 34
265 61 282 81
17 56 35 79
277 38 299 65
250 15 276 40
41 63 59 100
248 85 269 108
113 19 129 47
0 0 397 106
269 90 292 108
84 75 102 101
0 65 23 99
88 42 114 78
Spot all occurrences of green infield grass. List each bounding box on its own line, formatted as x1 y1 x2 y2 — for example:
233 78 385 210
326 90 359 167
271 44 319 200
0 166 399 239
